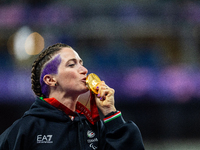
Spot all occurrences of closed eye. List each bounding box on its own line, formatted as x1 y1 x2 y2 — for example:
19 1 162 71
68 63 75 67
66 58 83 67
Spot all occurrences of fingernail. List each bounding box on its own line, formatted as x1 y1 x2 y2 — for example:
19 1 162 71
100 97 102 100
97 94 100 97
96 86 99 89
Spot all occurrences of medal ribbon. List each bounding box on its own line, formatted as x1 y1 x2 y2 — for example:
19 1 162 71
40 92 100 125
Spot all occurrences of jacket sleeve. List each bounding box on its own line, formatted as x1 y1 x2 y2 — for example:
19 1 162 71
99 111 145 150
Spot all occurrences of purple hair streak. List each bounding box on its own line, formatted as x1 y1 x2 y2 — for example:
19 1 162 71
40 54 61 97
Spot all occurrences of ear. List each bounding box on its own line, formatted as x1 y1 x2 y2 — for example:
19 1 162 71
43 74 57 87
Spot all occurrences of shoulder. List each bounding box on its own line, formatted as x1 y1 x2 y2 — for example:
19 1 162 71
1 114 42 140
0 115 43 149
1 116 33 136
0 116 36 149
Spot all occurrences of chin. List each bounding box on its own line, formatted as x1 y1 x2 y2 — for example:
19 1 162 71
80 87 89 94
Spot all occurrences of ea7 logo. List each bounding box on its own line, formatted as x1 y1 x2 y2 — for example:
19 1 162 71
37 135 53 143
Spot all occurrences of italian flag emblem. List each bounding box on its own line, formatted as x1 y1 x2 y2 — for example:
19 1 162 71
104 111 121 123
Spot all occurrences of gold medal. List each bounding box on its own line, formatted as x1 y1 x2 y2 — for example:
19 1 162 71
86 73 101 94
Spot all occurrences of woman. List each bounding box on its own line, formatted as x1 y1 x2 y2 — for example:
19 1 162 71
0 43 145 150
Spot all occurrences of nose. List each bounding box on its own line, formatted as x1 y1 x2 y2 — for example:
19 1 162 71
79 65 88 75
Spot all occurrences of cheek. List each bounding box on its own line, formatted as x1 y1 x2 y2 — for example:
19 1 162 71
58 71 77 85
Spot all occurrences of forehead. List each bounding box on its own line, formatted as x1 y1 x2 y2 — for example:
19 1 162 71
57 47 81 61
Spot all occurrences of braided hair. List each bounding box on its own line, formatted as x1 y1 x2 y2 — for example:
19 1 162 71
31 43 71 98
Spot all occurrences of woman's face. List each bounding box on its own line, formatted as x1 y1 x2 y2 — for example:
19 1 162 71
55 47 88 95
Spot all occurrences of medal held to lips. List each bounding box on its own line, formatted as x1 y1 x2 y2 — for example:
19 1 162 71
86 73 101 94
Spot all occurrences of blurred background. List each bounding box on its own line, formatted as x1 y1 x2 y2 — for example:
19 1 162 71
1 0 200 149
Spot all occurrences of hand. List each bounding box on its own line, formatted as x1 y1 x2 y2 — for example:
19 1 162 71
95 81 116 116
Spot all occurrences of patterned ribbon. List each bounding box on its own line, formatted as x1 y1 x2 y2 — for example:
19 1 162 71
40 91 100 125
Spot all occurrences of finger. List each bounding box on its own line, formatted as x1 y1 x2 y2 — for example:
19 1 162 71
100 90 109 101
96 81 107 89
104 88 115 98
97 84 108 95
96 81 112 99
97 83 106 96
98 87 114 101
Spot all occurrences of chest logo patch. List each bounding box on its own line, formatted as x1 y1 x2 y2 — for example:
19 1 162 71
37 135 53 143
87 130 95 138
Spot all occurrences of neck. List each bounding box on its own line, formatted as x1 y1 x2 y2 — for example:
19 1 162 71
49 93 79 112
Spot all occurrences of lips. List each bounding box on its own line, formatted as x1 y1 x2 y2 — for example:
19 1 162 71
82 77 87 83
81 77 89 90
